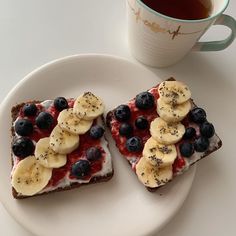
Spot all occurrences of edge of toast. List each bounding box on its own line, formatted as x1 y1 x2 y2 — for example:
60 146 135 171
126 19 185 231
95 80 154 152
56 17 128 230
11 100 114 199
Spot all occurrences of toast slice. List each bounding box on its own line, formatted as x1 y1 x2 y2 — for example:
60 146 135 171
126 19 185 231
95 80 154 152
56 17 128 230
11 94 113 199
106 78 222 191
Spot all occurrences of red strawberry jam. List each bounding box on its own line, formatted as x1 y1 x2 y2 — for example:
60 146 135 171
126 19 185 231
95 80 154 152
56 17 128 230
110 88 159 158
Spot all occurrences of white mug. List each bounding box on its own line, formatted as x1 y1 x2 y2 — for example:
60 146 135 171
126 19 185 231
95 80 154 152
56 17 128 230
127 0 236 67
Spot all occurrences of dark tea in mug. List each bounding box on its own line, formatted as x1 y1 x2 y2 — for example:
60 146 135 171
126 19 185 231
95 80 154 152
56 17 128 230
141 0 213 20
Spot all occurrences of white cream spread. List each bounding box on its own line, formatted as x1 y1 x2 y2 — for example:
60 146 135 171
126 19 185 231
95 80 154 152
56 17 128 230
175 134 221 176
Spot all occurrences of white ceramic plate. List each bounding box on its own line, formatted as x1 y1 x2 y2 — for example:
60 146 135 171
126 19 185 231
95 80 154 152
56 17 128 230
0 54 195 236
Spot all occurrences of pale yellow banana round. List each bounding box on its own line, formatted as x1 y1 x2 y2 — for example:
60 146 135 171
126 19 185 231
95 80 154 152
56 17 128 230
158 81 191 104
136 157 173 188
11 156 52 196
58 108 93 135
73 92 105 120
35 137 67 168
157 98 191 123
143 137 177 167
150 117 185 145
50 125 80 154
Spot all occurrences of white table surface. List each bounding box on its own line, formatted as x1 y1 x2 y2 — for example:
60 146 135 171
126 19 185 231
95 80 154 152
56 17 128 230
1 0 236 235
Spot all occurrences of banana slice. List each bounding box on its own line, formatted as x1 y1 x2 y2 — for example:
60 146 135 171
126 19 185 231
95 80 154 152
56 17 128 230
150 117 185 145
58 108 93 135
157 98 191 123
73 92 105 120
143 137 177 167
136 157 173 188
35 137 67 168
50 125 80 154
11 156 52 196
158 81 191 105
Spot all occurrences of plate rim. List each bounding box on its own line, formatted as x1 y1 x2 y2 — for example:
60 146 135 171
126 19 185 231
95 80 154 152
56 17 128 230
0 53 196 236
1 53 152 109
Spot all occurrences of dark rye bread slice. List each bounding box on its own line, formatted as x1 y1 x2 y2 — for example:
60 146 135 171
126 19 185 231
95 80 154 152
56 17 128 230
11 101 113 199
106 78 222 192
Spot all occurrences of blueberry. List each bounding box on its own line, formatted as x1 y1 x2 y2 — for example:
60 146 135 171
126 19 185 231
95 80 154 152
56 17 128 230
12 137 34 158
126 136 143 152
183 127 196 139
190 108 206 123
22 103 37 116
89 125 104 139
135 92 155 110
180 142 194 157
200 122 215 138
86 147 102 161
114 105 131 122
194 137 209 152
36 112 54 129
71 160 91 178
119 123 133 137
15 119 33 136
135 116 149 130
54 97 68 111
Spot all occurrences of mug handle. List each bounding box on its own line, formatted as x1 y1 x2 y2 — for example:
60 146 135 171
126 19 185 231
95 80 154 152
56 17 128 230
192 14 236 51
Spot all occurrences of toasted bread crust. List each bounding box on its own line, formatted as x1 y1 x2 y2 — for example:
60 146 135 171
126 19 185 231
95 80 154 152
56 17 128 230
11 101 113 199
106 78 222 192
